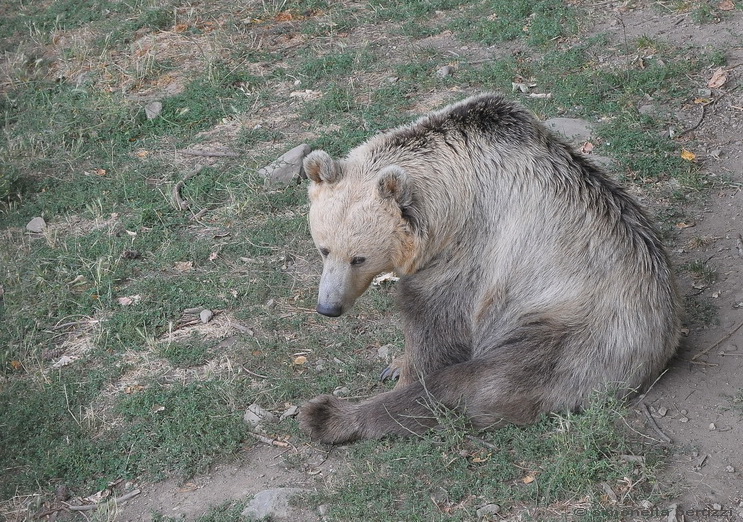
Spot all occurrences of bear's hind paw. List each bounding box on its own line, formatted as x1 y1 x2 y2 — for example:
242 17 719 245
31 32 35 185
298 394 360 444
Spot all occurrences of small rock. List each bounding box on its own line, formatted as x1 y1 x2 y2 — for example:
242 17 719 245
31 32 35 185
52 355 75 369
712 503 722 511
656 406 668 417
544 118 595 145
258 144 311 187
679 416 689 423
680 409 688 415
640 500 654 509
55 485 71 501
709 422 716 431
332 386 350 397
377 344 395 361
386 76 399 83
241 488 308 521
243 403 277 429
698 88 712 97
436 65 454 78
144 101 163 120
199 309 213 324
317 504 330 517
667 503 679 522
26 216 46 233
279 405 299 421
638 104 657 116
726 465 735 473
430 487 449 504
476 503 501 518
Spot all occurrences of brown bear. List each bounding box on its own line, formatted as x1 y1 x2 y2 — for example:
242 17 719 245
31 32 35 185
299 93 681 444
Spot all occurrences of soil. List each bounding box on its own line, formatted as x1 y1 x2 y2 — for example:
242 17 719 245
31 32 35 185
24 2 740 521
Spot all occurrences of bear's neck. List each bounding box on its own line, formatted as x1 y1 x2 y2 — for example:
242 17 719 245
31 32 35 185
401 173 479 274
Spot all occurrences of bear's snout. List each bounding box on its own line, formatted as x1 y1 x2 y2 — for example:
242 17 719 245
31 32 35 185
316 302 343 317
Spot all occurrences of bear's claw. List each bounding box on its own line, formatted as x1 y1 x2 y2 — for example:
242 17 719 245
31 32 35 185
379 365 400 382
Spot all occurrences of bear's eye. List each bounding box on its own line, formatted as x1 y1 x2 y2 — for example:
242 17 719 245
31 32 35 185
319 248 330 257
350 256 366 266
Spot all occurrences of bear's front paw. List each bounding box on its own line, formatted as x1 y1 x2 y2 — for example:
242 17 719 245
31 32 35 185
298 394 360 444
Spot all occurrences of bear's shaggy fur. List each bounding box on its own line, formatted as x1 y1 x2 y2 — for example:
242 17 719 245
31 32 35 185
299 93 681 444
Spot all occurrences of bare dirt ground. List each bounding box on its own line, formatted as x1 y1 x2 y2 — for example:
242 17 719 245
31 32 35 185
104 4 743 521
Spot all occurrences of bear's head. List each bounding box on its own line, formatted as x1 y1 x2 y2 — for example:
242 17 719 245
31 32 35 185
303 150 422 317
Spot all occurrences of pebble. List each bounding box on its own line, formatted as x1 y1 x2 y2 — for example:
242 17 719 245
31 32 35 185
656 406 668 417
241 488 308 521
709 423 716 431
243 403 277 429
726 465 735 473
26 216 46 233
145 101 163 120
332 386 350 397
679 416 689 423
200 309 213 323
476 504 501 518
377 344 395 361
436 65 454 78
279 405 299 421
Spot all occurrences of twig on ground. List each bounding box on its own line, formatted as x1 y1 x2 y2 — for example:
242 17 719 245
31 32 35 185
179 149 240 158
640 403 672 443
247 431 294 449
692 319 743 360
64 489 141 513
736 233 743 258
172 165 204 210
466 434 498 450
241 365 270 379
676 95 724 138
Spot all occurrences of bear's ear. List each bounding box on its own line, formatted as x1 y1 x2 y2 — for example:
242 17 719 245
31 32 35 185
303 150 342 184
377 166 423 233
377 166 412 207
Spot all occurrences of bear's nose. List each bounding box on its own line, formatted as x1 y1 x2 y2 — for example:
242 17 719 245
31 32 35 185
316 303 342 317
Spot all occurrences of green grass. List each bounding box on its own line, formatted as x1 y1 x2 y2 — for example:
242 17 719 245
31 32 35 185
316 395 660 521
0 0 730 517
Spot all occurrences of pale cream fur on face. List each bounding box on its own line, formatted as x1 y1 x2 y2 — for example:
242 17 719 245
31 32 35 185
309 177 404 314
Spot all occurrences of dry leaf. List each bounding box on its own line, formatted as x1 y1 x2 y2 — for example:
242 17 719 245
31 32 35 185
135 150 150 158
293 355 308 365
95 168 107 176
10 360 23 371
174 261 194 271
708 67 728 89
718 0 735 10
117 295 142 306
125 385 145 394
581 142 594 154
209 251 219 261
275 11 295 21
174 23 189 32
694 97 713 104
681 149 696 161
523 474 536 484
676 221 696 229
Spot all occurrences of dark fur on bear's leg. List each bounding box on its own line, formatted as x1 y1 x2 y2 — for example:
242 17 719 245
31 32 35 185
298 395 362 444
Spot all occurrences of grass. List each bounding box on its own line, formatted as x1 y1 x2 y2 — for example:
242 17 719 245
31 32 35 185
314 394 661 521
0 0 731 518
